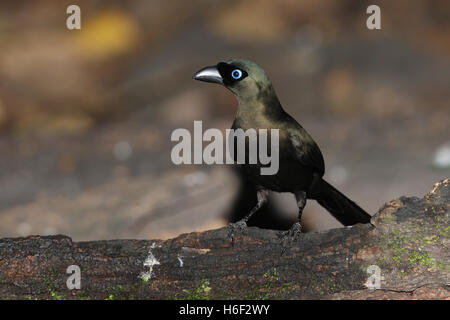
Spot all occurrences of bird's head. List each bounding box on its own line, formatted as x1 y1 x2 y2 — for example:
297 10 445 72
193 59 275 102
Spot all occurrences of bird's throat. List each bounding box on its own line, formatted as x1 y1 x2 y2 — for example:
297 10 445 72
236 91 284 126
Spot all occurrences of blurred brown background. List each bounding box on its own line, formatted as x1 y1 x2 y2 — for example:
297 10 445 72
0 0 448 240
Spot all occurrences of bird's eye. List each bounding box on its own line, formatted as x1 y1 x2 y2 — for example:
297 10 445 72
231 69 242 79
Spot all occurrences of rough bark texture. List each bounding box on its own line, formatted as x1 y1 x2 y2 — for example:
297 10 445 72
0 179 448 300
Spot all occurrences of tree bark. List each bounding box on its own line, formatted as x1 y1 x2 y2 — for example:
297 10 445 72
0 179 448 300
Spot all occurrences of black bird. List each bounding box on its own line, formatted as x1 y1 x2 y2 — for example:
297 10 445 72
193 59 371 234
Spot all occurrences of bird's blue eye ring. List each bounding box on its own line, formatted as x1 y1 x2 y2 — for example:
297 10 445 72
231 69 242 79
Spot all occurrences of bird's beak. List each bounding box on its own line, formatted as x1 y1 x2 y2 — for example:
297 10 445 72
193 66 223 84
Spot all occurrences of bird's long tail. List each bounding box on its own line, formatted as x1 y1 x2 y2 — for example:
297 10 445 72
311 178 371 226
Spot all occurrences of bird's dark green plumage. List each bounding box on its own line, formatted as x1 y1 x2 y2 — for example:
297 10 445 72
194 59 371 233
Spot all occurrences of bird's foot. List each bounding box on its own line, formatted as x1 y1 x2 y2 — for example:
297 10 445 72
227 220 247 243
280 222 303 250
286 222 303 239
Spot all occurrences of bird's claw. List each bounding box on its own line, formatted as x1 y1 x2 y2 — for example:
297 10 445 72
288 222 303 237
280 222 303 249
227 220 247 242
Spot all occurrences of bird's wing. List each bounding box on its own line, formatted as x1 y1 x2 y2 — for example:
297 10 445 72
288 129 325 176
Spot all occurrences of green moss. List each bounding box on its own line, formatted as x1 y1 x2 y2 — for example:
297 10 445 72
376 210 449 273
407 250 436 267
435 261 450 271
245 268 294 300
169 268 294 300
105 285 131 300
105 277 153 300
440 225 450 238
76 291 91 300
43 269 66 300
172 279 211 300
246 269 278 300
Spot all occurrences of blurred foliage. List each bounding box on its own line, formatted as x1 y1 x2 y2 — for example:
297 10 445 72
0 0 448 135
75 9 140 59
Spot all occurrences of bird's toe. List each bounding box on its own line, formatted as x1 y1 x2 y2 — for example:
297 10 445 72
280 222 303 248
227 220 247 241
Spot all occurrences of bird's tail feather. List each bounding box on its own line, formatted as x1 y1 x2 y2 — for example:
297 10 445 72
312 178 371 226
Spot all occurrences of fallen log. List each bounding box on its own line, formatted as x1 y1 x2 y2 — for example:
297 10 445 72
0 179 448 300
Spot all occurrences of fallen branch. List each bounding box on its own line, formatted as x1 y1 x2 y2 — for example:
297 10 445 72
0 179 448 300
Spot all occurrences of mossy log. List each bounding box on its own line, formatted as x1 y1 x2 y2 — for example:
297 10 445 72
0 179 448 300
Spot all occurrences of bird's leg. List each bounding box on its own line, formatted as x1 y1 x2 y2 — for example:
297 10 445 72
228 189 268 233
285 191 307 240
